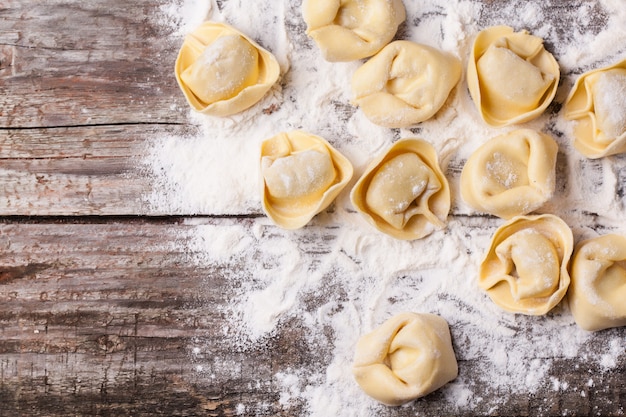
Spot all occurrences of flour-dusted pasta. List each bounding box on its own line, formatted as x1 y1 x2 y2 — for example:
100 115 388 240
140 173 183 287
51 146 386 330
564 58 626 158
479 214 573 315
467 26 559 127
351 41 461 128
302 0 406 62
261 131 353 229
352 312 458 406
460 129 558 219
175 22 280 116
568 234 626 331
350 139 450 240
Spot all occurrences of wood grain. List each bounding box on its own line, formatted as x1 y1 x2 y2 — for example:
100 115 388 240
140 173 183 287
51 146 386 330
0 0 188 128
0 220 623 416
0 0 194 216
0 124 197 215
1 0 625 220
0 0 624 415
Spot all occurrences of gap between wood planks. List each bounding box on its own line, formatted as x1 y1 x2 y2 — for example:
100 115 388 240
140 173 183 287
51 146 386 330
0 214 266 225
0 121 186 131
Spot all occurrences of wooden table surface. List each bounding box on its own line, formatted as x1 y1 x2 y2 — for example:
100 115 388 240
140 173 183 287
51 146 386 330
1 1 624 416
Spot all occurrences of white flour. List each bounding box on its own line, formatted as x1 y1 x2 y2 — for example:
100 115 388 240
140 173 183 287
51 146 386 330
148 0 626 415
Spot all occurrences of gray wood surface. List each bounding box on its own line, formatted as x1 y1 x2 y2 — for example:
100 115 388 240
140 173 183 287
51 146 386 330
0 220 624 416
0 0 624 416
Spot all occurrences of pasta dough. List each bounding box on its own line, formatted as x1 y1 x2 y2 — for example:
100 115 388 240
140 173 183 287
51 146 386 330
175 22 280 116
563 58 626 158
479 214 573 315
352 312 458 406
460 129 558 219
302 0 406 62
568 234 626 331
351 41 462 128
261 131 353 229
467 26 559 127
350 138 450 240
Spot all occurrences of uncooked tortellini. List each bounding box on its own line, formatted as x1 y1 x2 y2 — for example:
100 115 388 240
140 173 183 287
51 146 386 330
352 41 462 128
564 58 626 158
460 129 558 219
261 131 353 229
467 26 560 127
568 234 626 331
352 312 458 406
479 214 573 315
350 138 450 240
302 0 406 62
175 22 280 116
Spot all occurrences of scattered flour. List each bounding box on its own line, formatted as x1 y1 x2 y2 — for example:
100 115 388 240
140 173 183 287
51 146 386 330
148 0 626 415
158 0 213 37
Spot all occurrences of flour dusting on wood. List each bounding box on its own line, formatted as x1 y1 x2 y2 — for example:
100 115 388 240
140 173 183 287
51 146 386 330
147 0 626 415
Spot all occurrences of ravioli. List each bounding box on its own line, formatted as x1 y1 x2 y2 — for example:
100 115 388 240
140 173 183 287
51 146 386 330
479 214 573 315
175 22 280 116
564 58 626 158
261 131 353 229
302 0 406 62
460 129 558 219
568 234 626 331
350 139 450 240
467 26 559 127
352 312 458 406
351 41 462 128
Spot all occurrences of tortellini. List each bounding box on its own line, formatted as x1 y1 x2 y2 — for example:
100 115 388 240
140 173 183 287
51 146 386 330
563 58 626 158
302 0 406 62
467 26 560 127
479 214 573 315
350 138 450 240
261 131 353 229
568 234 626 331
352 312 458 406
175 22 280 116
351 41 462 128
460 129 558 219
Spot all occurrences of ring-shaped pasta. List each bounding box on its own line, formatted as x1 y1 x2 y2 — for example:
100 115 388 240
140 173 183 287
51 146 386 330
303 0 406 62
479 214 573 315
460 129 558 219
350 139 450 240
467 26 560 127
564 58 626 158
351 41 461 128
261 131 353 229
175 22 280 116
352 312 458 406
568 234 626 331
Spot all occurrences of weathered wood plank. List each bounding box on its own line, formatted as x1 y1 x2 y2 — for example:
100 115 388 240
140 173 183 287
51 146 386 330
0 0 188 128
0 220 623 416
0 124 199 215
2 123 625 218
0 220 303 416
0 0 624 416
0 0 198 215
1 0 624 220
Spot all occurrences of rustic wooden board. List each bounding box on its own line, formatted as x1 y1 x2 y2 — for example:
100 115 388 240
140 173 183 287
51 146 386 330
1 0 625 219
0 0 195 216
0 220 623 416
0 0 188 128
0 0 624 415
0 124 197 215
